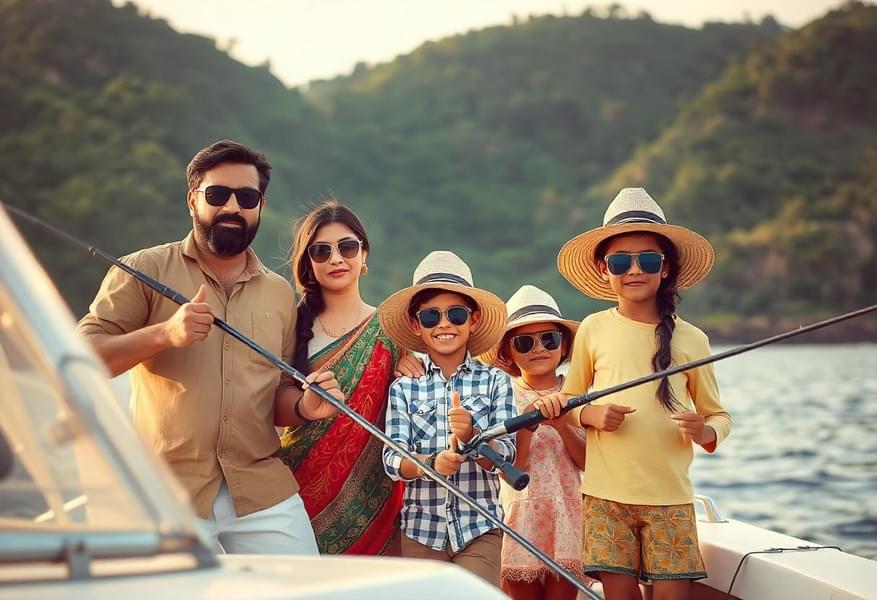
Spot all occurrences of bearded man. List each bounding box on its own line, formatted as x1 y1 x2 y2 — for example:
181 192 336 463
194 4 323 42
78 140 342 555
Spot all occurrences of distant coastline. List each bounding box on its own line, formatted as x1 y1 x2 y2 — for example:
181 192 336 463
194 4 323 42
702 315 877 345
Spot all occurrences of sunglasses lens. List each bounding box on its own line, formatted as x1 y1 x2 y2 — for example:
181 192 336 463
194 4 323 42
541 331 562 351
511 335 536 354
418 309 441 328
447 307 470 326
308 243 333 263
337 239 361 259
606 253 632 275
203 185 233 206
235 188 262 209
638 252 663 274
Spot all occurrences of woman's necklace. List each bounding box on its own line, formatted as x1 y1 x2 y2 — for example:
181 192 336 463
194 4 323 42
317 304 371 338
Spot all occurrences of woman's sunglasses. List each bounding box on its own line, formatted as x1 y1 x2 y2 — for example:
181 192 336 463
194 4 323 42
195 185 263 210
604 251 664 275
308 239 363 263
510 331 563 354
416 305 471 328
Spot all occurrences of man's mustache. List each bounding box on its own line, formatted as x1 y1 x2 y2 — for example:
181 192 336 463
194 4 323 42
211 215 248 228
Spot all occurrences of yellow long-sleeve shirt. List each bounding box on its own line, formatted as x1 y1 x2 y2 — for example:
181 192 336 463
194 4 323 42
563 308 732 506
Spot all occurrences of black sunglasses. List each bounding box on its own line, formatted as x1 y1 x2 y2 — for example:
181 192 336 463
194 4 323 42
307 239 363 263
605 251 664 275
196 185 263 210
416 305 471 328
510 330 563 354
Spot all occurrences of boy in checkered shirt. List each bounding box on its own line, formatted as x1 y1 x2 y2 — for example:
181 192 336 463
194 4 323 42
379 251 516 586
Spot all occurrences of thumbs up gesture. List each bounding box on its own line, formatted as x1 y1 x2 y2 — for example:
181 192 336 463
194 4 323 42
448 391 474 443
163 284 215 348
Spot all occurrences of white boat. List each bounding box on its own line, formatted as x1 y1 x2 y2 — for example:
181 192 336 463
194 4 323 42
0 205 875 599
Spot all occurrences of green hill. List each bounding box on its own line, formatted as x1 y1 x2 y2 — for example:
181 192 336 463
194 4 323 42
585 1 877 337
305 11 779 312
0 0 336 310
2 0 873 340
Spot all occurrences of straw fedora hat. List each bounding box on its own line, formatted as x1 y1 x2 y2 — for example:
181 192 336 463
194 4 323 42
557 188 714 300
378 251 507 356
479 285 579 367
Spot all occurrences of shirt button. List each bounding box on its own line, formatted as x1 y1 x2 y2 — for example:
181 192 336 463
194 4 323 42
225 344 230 351
224 379 230 385
222 415 229 423
218 450 224 458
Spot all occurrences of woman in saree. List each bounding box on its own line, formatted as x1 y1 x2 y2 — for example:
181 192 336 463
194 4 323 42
279 199 419 555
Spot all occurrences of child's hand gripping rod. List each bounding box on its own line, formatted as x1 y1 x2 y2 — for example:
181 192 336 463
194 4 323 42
470 301 877 447
3 202 600 599
457 439 530 491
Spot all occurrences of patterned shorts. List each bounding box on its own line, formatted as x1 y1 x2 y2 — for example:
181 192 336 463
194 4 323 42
582 495 706 581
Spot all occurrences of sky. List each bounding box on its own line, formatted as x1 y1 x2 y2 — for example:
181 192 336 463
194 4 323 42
128 0 850 88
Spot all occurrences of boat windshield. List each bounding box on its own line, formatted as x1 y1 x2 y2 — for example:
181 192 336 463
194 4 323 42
0 301 153 532
0 208 209 578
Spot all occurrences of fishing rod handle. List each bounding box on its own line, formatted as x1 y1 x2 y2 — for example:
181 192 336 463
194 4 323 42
473 441 529 490
481 393 595 439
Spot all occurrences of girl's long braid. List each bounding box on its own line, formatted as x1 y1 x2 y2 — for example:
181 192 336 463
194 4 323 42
652 237 683 412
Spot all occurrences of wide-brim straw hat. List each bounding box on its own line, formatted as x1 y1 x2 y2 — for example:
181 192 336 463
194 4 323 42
378 250 507 356
557 187 714 300
479 285 579 366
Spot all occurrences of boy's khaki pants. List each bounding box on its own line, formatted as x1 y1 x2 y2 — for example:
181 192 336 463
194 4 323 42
401 529 502 586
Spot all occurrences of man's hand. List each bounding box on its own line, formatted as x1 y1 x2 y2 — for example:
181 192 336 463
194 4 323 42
434 435 466 477
581 403 636 432
448 391 474 443
162 284 214 348
298 370 344 421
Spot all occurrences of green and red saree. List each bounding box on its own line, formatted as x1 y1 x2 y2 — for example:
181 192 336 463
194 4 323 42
279 313 404 555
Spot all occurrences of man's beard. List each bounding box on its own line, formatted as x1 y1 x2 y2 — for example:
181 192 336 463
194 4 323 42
194 210 260 257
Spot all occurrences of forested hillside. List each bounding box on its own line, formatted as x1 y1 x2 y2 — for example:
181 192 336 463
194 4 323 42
2 0 873 339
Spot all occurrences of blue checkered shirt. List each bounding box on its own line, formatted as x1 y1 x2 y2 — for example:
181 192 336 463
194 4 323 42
383 353 516 552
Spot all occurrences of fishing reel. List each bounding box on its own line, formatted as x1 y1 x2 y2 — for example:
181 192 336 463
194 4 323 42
458 435 530 491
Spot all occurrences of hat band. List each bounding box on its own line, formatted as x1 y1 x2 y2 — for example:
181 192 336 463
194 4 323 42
508 304 562 322
415 272 472 287
605 210 667 226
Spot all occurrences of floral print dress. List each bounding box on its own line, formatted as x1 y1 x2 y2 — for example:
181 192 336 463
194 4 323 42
500 377 587 583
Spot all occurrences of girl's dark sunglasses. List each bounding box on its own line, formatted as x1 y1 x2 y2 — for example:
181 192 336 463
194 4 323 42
605 251 664 275
196 185 263 209
416 305 471 328
307 239 363 263
510 330 563 354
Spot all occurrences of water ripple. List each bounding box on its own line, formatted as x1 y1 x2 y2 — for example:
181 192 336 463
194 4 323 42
690 344 877 560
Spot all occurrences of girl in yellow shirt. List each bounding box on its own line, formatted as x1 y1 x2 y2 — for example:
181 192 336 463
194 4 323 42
549 188 732 600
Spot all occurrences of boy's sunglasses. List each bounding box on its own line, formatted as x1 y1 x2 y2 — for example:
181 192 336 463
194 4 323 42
510 331 563 354
196 185 263 210
416 305 471 328
604 251 664 275
308 239 363 263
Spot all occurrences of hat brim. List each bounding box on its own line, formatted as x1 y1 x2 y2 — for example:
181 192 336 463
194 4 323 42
478 314 580 367
557 223 714 300
378 283 507 356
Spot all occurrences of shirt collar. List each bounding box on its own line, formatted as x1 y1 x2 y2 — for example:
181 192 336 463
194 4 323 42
422 352 477 377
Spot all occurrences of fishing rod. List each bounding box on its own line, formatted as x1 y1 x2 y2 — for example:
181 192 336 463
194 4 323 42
1 202 597 598
469 303 877 446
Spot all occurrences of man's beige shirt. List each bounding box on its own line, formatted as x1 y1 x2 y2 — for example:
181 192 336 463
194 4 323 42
78 232 300 518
